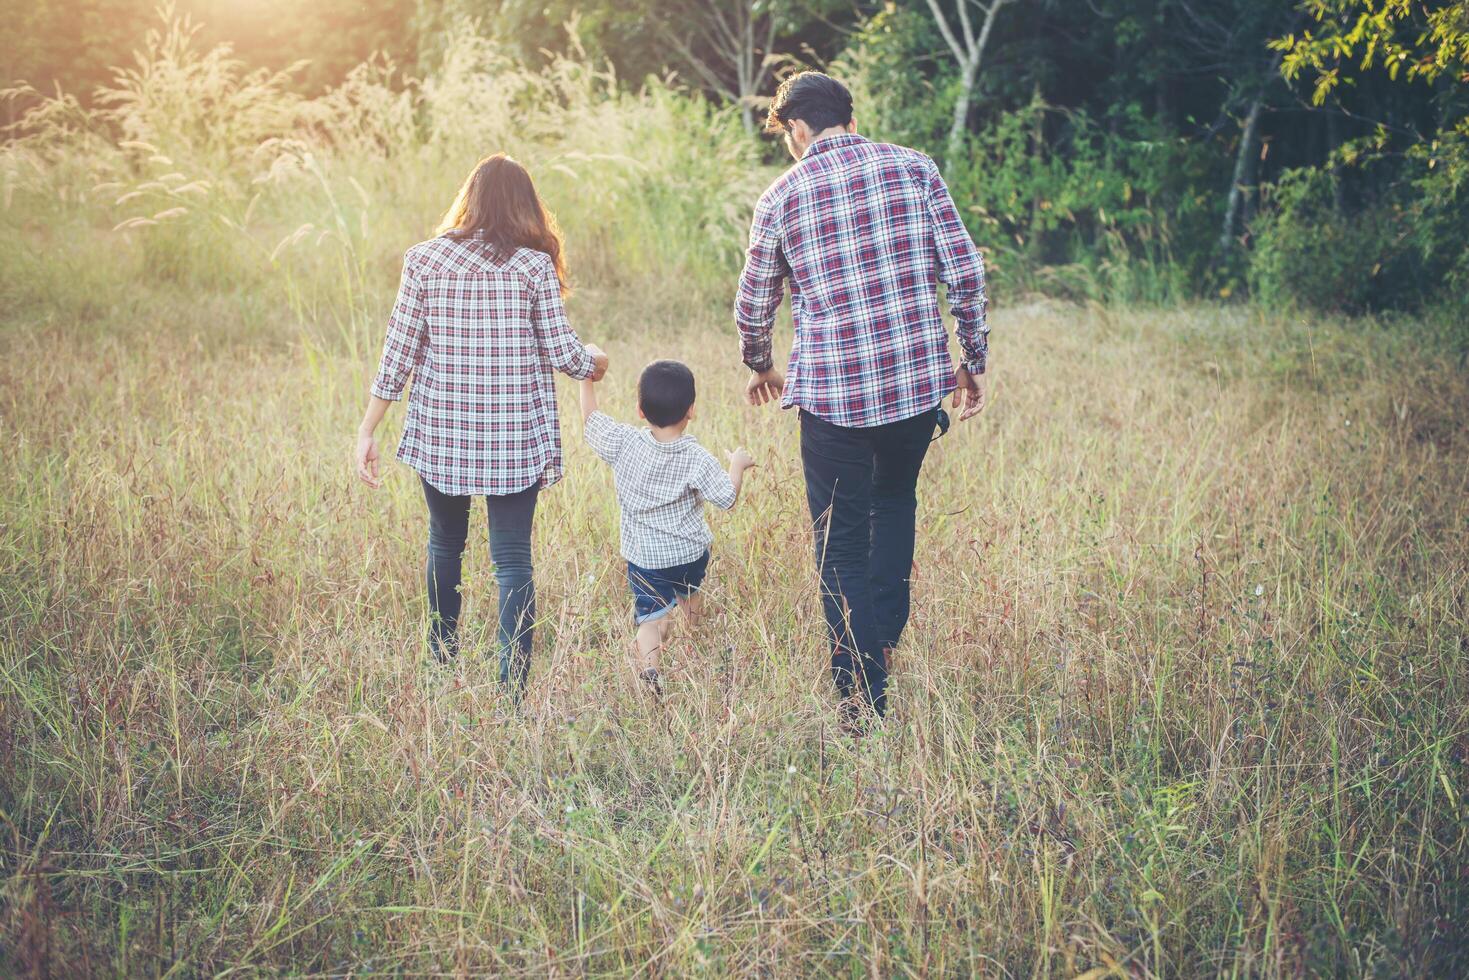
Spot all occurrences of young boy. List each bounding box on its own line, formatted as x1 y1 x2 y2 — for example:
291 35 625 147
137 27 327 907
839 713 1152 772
581 360 756 694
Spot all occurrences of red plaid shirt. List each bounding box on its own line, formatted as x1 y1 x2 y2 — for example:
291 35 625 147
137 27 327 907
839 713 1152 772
735 133 988 428
371 233 597 496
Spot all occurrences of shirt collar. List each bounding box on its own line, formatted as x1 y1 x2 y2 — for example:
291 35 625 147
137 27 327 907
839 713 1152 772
642 430 695 451
802 132 867 159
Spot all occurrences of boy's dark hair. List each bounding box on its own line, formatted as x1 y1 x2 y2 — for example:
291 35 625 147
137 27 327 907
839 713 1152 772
638 360 696 427
765 71 853 135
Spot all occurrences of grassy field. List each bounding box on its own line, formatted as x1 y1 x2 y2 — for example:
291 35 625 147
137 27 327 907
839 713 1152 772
3 16 1469 976
3 288 1468 975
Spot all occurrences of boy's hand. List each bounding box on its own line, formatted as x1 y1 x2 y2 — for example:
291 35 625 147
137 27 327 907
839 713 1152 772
586 344 609 382
727 448 756 470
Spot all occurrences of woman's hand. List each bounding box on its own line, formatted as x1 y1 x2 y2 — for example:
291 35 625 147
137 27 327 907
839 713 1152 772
356 396 392 488
586 344 609 381
356 430 382 488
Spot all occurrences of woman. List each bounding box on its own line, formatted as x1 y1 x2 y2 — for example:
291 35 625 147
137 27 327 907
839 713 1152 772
355 154 609 693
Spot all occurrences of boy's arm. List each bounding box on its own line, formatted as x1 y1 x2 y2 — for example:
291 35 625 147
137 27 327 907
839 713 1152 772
582 394 629 464
725 448 756 506
580 377 598 421
697 448 754 510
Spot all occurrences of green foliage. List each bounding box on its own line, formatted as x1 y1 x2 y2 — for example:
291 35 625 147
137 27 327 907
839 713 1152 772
946 103 1227 303
1254 1 1469 314
1275 0 1469 102
835 5 956 151
5 0 1464 316
1249 132 1469 315
1249 168 1402 314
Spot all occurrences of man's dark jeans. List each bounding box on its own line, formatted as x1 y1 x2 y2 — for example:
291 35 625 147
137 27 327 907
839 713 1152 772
420 477 539 692
800 405 939 716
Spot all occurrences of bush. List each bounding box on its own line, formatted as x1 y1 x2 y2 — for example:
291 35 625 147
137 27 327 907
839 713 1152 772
943 104 1225 304
1249 168 1411 314
1250 128 1469 315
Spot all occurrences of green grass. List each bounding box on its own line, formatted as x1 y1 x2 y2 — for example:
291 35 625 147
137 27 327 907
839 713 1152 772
2 12 1468 975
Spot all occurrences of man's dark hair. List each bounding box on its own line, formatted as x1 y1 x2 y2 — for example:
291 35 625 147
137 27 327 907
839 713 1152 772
638 360 697 426
766 71 853 135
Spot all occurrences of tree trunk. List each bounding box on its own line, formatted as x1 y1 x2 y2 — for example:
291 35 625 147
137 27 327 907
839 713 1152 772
1326 109 1345 213
1219 95 1264 255
945 59 979 164
1028 81 1046 261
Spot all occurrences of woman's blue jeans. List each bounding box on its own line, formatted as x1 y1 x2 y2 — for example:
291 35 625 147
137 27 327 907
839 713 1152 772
420 476 538 692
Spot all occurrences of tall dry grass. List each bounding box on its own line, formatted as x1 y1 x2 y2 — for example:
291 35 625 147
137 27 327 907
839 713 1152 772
2 8 1468 977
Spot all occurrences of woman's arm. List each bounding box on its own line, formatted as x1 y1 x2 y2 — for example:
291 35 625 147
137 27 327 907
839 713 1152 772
358 251 427 490
530 265 608 380
356 396 393 488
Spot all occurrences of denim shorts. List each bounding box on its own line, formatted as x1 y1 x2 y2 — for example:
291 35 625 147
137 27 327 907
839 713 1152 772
627 550 710 625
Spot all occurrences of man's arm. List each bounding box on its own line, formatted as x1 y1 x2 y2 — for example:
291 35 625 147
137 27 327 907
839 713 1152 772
924 158 990 420
734 194 789 404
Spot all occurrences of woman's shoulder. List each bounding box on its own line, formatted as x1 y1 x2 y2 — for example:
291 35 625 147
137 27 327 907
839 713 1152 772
401 235 461 273
403 237 551 282
508 245 553 272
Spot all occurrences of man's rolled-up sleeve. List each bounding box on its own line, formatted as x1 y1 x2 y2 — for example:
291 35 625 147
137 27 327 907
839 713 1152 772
925 158 989 374
734 194 789 373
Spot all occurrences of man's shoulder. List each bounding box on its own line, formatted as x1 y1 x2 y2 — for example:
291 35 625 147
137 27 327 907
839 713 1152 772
763 140 935 195
864 140 938 181
756 165 804 213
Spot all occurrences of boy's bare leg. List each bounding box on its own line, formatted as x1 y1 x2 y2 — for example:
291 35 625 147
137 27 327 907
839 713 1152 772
676 592 704 629
634 616 670 674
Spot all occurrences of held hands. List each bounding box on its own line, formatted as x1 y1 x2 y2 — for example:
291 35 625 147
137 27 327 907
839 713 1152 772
586 344 609 382
745 368 784 406
356 430 382 489
952 366 988 421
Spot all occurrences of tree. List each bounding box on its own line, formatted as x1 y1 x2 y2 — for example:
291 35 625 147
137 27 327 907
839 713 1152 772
922 0 1018 163
653 0 790 132
1273 0 1469 103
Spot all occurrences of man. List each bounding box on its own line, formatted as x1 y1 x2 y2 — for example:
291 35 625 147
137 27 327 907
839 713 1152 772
735 71 989 725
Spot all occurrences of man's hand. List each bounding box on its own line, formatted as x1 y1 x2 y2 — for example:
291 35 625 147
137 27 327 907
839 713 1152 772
727 447 757 471
746 368 784 406
952 367 988 421
586 344 609 382
356 431 382 488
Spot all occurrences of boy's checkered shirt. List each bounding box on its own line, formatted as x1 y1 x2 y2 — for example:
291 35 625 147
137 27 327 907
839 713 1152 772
584 412 737 569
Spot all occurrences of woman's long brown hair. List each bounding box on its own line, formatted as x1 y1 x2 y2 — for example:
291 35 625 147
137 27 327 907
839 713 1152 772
437 154 568 291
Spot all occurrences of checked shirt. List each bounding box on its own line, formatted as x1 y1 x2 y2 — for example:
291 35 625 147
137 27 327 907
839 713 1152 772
584 411 737 569
734 133 989 429
371 233 598 496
